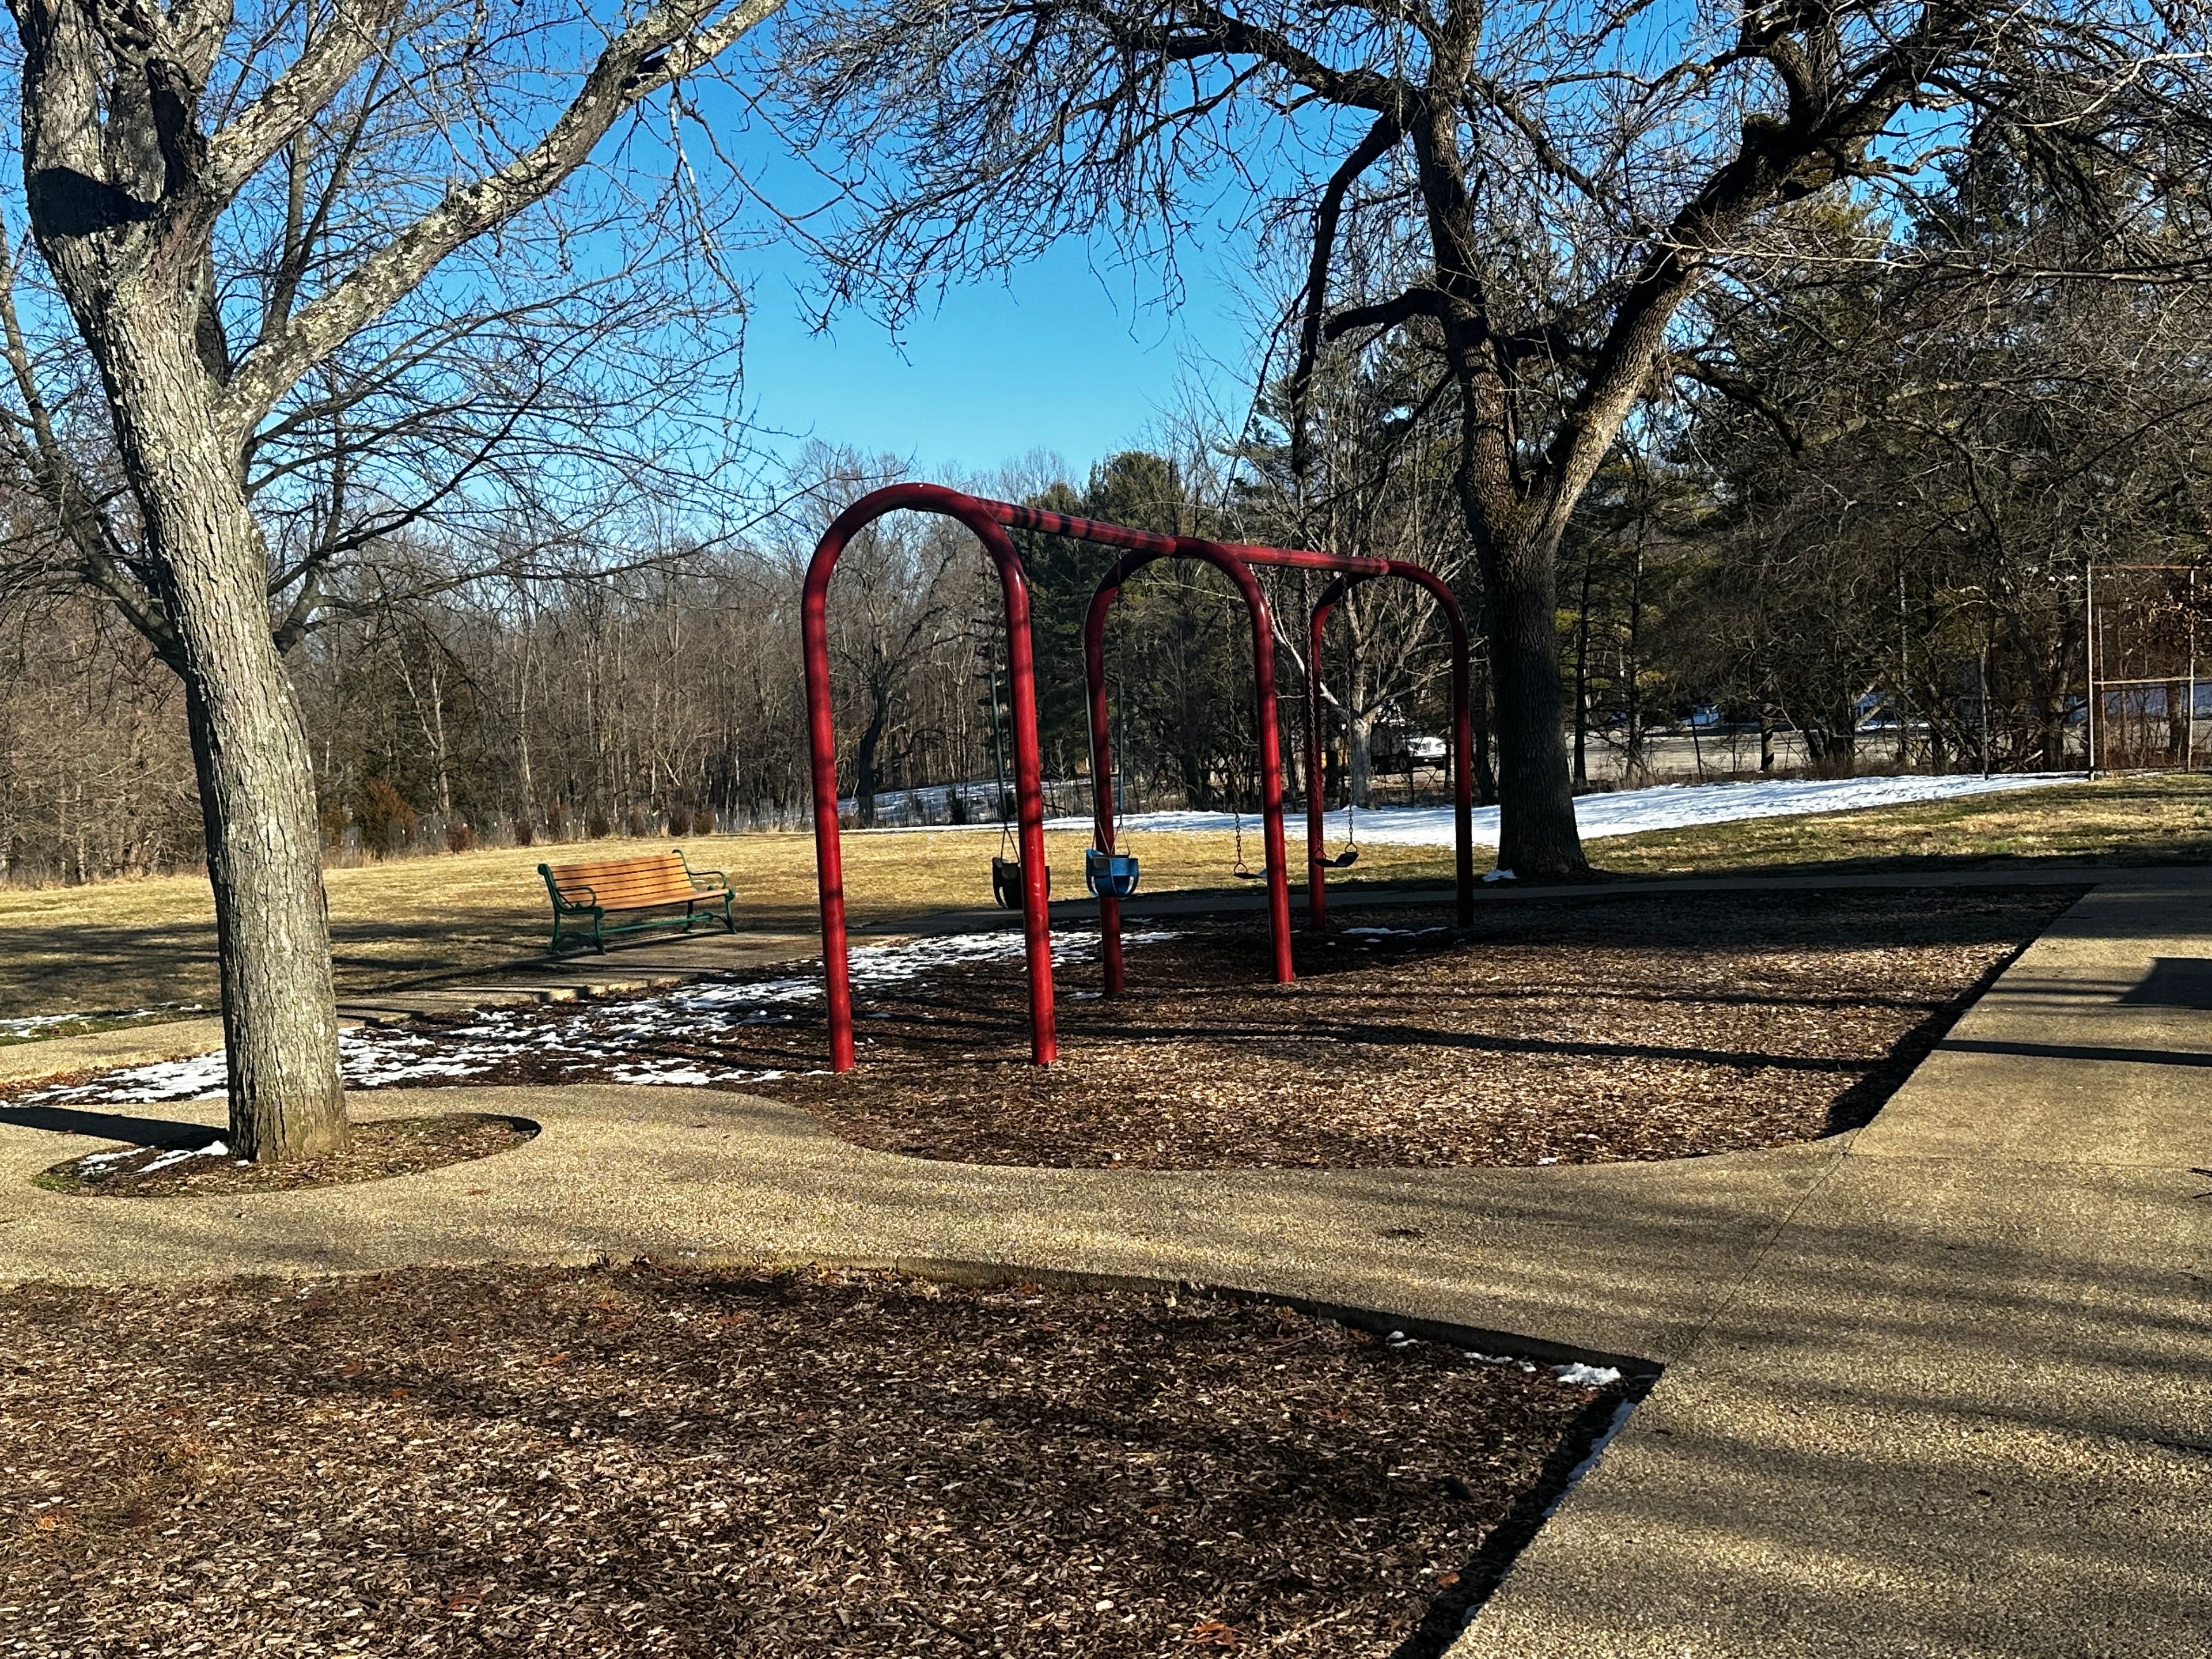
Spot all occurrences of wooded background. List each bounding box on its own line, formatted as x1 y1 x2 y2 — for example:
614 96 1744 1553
3 42 2206 886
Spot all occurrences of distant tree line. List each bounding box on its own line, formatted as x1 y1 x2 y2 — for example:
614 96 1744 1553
1 0 2206 896
9 189 2212 888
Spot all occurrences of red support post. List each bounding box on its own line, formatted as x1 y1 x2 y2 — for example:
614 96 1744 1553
1083 542 1296 988
802 483 1056 1072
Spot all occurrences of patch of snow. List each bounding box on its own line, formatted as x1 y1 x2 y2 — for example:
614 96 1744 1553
32 1050 230 1106
603 1065 757 1088
1552 1362 1623 1388
132 1140 229 1176
0 1003 206 1041
14 929 1181 1110
1002 771 2076 848
1463 1350 1541 1374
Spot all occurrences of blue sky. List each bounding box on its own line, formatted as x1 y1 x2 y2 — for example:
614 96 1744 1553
733 236 1260 478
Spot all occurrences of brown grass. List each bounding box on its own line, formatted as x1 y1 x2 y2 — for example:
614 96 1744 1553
2 771 2203 1023
1593 772 2212 877
0 828 1449 1019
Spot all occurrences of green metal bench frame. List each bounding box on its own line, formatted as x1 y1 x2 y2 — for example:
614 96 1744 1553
538 849 736 954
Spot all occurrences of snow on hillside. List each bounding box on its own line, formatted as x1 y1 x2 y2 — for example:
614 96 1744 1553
1054 771 2079 848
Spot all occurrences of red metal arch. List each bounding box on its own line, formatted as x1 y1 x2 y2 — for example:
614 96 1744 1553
802 483 1056 1073
1307 565 1476 930
1083 541 1301 995
803 480 1478 1071
1086 541 1474 993
802 484 1336 1069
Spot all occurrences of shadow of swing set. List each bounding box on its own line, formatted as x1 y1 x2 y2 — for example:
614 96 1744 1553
802 482 1476 1073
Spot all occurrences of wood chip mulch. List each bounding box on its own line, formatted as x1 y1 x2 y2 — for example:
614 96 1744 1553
32 1113 538 1198
491 887 2070 1169
0 1262 1633 1658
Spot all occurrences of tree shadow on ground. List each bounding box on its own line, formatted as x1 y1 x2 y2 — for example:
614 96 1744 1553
0 1103 220 1149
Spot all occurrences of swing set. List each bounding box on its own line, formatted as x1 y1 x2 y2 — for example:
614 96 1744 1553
802 482 1476 1073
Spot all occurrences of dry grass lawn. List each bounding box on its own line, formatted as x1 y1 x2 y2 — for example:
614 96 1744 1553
1595 772 2212 876
2 771 2204 1022
0 828 1450 1018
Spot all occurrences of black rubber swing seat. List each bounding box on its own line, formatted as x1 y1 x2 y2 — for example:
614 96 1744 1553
991 855 1050 910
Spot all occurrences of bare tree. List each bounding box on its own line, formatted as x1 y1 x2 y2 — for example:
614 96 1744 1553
1230 336 1469 805
779 0 2199 874
0 0 779 1158
775 446 981 825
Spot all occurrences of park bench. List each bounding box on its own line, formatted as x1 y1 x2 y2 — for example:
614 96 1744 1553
538 850 735 954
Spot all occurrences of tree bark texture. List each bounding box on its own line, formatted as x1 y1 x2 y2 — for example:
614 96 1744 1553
1480 536 1582 876
114 312 348 1160
7 0 779 1162
1345 704 1373 808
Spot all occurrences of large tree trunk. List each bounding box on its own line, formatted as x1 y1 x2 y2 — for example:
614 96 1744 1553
1438 323 1589 877
1482 535 1585 876
855 698 889 827
109 316 348 1161
1345 705 1374 808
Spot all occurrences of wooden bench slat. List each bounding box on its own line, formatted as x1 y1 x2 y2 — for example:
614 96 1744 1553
554 873 696 894
539 849 734 953
539 871 685 885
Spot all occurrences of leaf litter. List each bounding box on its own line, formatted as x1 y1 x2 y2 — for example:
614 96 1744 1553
0 1262 1634 1657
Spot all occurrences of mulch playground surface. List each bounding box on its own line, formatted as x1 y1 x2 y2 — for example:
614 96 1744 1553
37 1113 537 1198
0 1263 1631 1658
418 886 2073 1169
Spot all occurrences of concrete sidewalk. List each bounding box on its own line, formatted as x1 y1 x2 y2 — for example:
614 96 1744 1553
0 873 2206 1654
1453 874 2212 1659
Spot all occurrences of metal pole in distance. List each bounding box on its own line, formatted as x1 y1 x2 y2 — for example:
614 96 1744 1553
2086 563 2099 777
1082 567 1131 994
976 516 1058 1065
2176 570 2194 778
1210 547 1296 983
1386 563 1476 927
1306 585 1342 931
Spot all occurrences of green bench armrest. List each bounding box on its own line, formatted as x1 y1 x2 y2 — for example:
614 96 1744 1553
674 851 733 893
539 865 601 914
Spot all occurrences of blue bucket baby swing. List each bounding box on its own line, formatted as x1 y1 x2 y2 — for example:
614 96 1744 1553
1084 677 1141 900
